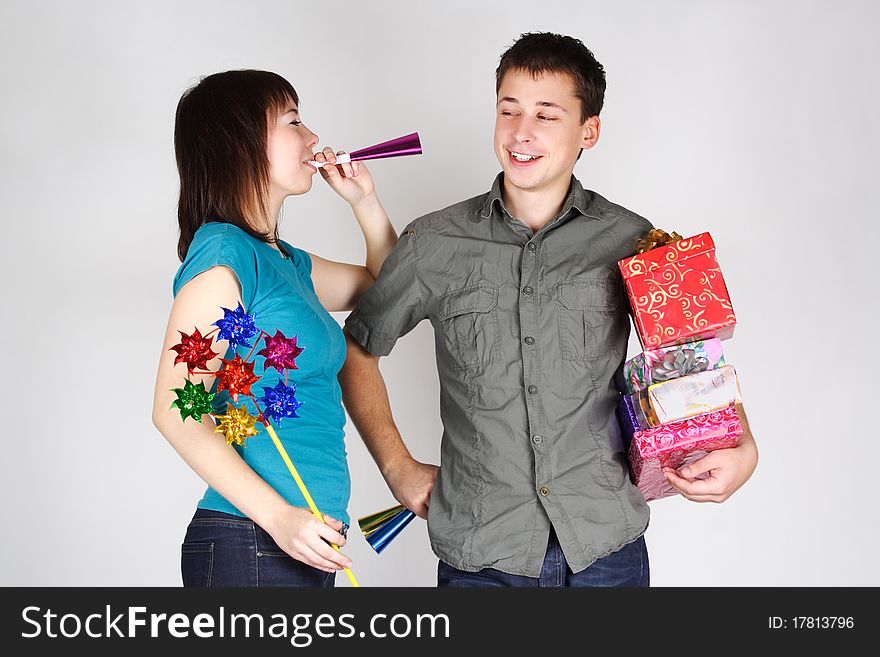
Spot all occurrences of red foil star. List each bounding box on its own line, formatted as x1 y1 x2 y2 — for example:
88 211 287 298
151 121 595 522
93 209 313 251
214 354 260 402
257 330 304 374
170 327 218 373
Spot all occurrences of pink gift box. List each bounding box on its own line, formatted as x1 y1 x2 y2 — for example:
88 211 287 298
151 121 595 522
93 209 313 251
628 406 743 502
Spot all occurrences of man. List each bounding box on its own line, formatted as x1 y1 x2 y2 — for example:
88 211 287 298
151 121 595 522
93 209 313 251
341 32 757 587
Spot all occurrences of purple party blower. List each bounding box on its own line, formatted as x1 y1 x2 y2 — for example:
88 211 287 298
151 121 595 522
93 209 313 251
308 132 421 167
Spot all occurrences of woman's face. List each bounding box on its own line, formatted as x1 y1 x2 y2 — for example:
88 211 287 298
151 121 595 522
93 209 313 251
267 102 320 198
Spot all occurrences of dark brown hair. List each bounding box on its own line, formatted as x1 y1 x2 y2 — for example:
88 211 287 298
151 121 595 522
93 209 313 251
495 32 606 123
174 70 298 261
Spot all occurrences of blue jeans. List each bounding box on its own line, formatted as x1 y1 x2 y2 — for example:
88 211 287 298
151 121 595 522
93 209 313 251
181 508 341 587
437 529 649 587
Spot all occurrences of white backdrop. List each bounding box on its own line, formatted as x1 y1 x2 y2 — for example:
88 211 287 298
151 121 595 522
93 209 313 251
1 0 877 586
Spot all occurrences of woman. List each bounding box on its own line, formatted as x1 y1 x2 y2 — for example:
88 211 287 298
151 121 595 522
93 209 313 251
151 70 397 586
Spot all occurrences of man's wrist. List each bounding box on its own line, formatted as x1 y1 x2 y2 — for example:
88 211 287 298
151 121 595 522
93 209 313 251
378 447 414 481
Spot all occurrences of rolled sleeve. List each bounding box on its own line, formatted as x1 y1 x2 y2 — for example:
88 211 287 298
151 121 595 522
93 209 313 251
345 224 426 357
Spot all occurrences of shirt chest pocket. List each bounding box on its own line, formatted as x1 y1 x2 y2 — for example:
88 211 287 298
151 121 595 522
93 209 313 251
557 277 623 361
437 282 500 371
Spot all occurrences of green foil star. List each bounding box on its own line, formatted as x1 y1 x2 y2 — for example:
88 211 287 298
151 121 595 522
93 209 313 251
170 379 215 423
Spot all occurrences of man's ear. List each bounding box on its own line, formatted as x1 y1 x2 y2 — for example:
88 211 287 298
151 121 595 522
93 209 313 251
581 115 601 151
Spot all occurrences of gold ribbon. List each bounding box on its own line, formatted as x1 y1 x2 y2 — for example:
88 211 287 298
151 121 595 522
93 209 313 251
636 229 684 254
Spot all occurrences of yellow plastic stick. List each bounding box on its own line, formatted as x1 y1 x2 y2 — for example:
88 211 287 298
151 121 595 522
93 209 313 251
264 423 360 587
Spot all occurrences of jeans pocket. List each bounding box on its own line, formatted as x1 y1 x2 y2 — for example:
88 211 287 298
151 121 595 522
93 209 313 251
181 541 214 588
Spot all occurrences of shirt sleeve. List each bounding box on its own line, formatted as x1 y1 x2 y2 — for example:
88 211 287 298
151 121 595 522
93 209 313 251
344 224 427 356
172 223 259 309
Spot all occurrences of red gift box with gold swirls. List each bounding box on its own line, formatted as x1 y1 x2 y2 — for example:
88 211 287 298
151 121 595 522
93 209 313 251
618 232 736 349
629 406 743 502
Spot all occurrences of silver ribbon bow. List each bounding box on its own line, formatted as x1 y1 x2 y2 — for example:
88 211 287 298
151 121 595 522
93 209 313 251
651 348 709 382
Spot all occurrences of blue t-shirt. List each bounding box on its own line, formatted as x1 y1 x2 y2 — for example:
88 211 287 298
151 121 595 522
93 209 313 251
172 222 350 524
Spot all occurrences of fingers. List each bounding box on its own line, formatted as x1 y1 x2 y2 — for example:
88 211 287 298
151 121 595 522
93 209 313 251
399 490 430 519
409 507 428 520
395 491 425 519
307 529 352 570
405 495 430 520
294 542 350 573
389 461 438 519
663 468 727 503
677 451 725 480
316 518 347 547
282 538 338 574
314 146 337 165
275 510 352 573
337 150 355 177
412 464 438 518
312 149 328 167
323 514 344 531
314 147 356 178
287 523 351 573
315 147 338 182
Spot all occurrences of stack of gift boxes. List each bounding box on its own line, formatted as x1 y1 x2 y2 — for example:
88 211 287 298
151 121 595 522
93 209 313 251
616 231 744 502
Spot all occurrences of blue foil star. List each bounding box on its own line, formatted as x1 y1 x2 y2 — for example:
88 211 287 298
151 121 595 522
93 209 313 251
213 303 259 350
259 380 303 425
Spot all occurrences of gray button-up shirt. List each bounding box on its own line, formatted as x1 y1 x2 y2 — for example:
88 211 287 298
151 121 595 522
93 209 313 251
345 173 653 577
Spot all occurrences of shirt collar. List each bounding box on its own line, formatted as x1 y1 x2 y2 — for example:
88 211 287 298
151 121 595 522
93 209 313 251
478 172 602 224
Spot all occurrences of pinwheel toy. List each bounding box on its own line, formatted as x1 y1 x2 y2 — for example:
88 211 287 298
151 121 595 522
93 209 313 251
169 303 359 587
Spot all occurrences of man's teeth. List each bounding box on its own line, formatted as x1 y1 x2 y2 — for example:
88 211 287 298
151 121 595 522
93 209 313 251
511 152 538 161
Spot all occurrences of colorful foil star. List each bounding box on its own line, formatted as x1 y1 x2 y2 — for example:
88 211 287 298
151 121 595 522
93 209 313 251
257 330 304 374
213 303 259 350
214 354 260 402
258 380 303 424
213 402 260 447
169 327 218 373
170 379 215 423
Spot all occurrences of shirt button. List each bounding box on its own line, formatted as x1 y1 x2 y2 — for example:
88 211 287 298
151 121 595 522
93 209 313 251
523 336 535 345
532 434 543 445
527 243 537 252
522 286 533 295
528 385 538 394
539 486 550 496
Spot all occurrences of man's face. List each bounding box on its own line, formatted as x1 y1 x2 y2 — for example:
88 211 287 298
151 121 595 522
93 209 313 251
494 69 597 196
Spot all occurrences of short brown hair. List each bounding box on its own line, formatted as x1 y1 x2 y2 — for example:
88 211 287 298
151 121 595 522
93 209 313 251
495 32 606 123
174 70 298 261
